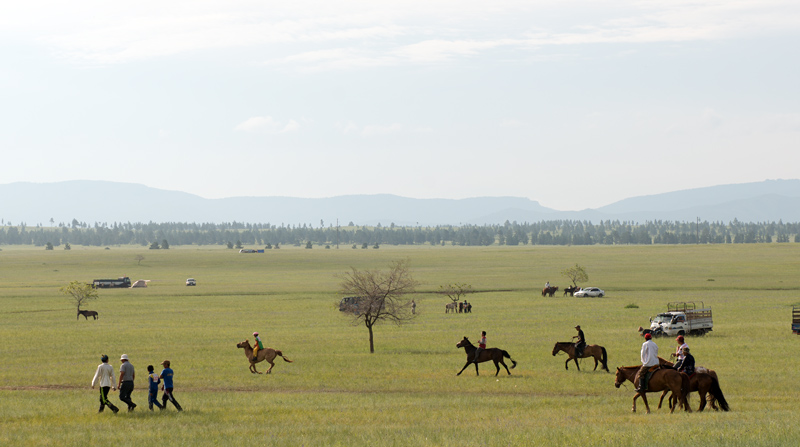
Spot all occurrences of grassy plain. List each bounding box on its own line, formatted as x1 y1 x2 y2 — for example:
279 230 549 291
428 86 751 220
1 243 799 446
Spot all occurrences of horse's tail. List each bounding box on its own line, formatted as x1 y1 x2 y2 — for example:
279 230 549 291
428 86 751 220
502 350 517 369
601 346 609 372
276 350 293 363
709 376 730 411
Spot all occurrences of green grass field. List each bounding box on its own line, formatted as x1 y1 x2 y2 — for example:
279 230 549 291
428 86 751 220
1 244 799 446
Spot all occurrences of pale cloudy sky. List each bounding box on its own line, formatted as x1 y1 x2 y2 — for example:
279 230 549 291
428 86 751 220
2 1 798 210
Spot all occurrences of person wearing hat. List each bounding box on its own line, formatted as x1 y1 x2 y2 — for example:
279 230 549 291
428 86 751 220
159 360 183 411
572 325 586 358
671 335 688 362
674 347 695 376
91 354 119 414
634 333 659 393
117 354 137 411
252 332 264 361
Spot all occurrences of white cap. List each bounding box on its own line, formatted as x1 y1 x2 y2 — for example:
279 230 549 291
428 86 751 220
120 354 129 360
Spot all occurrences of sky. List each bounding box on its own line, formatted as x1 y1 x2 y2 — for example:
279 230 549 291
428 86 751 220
2 1 799 210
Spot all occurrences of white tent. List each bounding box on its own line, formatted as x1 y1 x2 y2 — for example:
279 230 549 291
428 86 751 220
131 279 150 288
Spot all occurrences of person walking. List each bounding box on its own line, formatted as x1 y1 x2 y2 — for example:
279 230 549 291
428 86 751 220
634 333 659 393
147 365 164 411
117 354 136 411
91 354 119 414
411 300 416 315
473 331 487 363
572 325 586 358
159 360 183 411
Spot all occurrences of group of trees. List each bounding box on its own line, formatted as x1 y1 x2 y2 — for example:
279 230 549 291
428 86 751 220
6 219 800 248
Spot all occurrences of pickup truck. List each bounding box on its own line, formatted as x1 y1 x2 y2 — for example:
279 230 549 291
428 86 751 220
648 302 713 337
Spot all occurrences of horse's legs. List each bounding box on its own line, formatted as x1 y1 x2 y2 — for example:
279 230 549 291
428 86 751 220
658 390 668 409
266 361 275 374
564 358 570 370
697 390 707 412
641 393 651 414
456 362 471 376
573 358 581 371
494 360 501 376
593 355 599 371
632 393 639 413
474 362 480 376
500 360 511 375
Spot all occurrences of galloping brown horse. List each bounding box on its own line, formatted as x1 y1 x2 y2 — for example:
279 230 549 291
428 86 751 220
542 286 559 297
552 342 609 372
615 365 691 414
657 360 730 412
236 340 293 374
455 337 517 376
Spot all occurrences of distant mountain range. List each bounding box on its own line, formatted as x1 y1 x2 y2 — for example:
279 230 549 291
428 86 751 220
1 179 799 226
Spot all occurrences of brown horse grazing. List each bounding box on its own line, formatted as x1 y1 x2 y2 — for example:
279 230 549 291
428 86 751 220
552 342 609 372
656 360 730 412
456 337 517 376
563 286 578 297
615 365 691 414
77 310 98 320
236 340 293 374
542 286 559 297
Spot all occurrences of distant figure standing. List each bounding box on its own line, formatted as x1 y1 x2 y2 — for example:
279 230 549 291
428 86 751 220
117 354 136 411
159 360 183 411
91 354 119 414
411 300 416 315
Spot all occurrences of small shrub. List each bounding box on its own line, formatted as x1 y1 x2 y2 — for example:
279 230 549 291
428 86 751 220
624 303 639 309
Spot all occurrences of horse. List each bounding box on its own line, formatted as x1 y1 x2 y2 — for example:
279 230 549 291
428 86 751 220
551 342 609 372
614 365 691 414
445 302 457 314
563 286 578 297
542 286 558 297
77 310 98 320
657 359 730 412
455 337 517 376
236 340 293 374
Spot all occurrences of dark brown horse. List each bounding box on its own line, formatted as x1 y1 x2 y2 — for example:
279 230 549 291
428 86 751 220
542 286 559 297
615 365 691 413
455 337 517 376
77 310 98 320
563 286 578 296
236 340 293 374
552 342 609 372
657 360 730 412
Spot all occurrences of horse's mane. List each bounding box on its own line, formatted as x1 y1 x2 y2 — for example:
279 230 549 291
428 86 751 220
620 365 640 370
556 341 573 345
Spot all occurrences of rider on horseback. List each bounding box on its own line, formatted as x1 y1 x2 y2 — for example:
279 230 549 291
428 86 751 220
674 346 695 376
252 332 264 361
572 325 586 357
473 331 486 363
635 333 659 392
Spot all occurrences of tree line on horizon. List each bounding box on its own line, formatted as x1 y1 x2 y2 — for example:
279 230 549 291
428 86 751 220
1 218 799 248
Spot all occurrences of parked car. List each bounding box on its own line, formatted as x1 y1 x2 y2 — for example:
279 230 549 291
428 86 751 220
186 278 196 286
574 287 604 297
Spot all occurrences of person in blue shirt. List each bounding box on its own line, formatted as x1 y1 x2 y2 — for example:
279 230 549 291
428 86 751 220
146 365 164 411
159 360 183 411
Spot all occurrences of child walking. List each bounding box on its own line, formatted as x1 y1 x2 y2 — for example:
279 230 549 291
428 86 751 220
147 365 164 411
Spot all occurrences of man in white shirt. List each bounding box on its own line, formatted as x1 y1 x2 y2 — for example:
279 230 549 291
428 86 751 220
634 333 659 392
91 355 119 413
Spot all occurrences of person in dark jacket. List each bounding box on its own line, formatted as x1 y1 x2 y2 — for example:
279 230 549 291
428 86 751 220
572 325 586 357
674 346 695 376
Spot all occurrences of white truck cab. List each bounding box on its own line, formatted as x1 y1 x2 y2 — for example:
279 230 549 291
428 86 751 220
649 302 712 336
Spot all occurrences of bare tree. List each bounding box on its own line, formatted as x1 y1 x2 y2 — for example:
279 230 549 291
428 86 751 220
60 280 99 315
338 259 418 353
561 263 589 287
135 254 145 265
439 283 473 306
